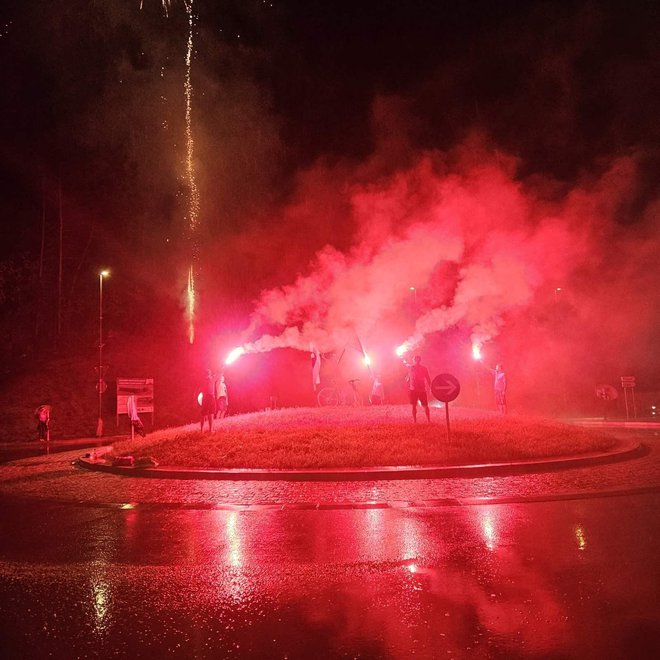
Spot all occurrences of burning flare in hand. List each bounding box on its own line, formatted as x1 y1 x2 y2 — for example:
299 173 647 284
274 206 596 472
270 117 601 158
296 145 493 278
225 346 246 366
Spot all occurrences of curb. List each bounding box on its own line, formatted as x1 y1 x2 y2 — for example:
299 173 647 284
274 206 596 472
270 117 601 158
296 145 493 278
74 439 645 482
565 419 660 429
0 436 123 450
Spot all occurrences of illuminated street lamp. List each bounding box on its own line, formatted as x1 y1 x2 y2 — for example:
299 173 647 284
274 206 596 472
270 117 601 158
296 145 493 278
554 286 562 304
409 286 417 305
97 270 110 437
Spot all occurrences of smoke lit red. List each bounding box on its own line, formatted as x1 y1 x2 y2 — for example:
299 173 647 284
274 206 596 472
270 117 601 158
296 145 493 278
203 137 658 411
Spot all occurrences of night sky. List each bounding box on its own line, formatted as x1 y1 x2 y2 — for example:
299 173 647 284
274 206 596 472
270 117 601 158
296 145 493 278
1 1 659 404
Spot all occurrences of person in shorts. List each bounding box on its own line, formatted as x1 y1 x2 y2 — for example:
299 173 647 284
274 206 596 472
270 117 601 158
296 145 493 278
407 355 431 422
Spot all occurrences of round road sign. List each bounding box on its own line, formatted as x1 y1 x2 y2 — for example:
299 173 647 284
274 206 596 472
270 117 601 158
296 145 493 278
431 373 460 403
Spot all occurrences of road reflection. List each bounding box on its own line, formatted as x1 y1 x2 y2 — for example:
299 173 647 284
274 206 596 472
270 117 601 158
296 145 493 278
2 496 659 658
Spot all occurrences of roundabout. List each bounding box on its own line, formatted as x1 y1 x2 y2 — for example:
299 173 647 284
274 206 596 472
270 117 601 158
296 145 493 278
0 422 657 508
0 425 659 658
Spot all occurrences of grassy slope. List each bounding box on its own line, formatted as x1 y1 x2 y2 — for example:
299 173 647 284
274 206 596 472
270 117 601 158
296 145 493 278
109 405 617 469
0 332 198 443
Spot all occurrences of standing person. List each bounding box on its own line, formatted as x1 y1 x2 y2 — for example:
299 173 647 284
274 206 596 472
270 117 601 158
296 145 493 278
35 405 50 442
199 369 218 432
406 355 431 422
491 363 507 414
370 374 384 405
216 374 229 419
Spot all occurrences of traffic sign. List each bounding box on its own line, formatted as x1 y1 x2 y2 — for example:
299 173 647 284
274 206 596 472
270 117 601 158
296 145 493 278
95 379 107 394
595 384 618 401
431 374 461 403
620 376 636 388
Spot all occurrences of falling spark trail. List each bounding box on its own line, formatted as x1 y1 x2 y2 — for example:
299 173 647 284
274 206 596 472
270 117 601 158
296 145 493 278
140 1 171 15
184 0 200 343
139 0 199 343
187 264 195 344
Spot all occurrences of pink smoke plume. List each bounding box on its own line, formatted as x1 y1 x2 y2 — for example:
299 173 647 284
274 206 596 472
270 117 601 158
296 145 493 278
243 221 463 353
233 138 652 375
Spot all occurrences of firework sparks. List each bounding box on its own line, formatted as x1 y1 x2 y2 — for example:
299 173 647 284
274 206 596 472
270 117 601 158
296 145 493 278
186 264 195 344
184 0 200 343
140 1 171 15
184 0 199 237
141 0 200 343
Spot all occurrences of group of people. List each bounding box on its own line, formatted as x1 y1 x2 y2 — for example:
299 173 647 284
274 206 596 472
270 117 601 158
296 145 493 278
199 370 229 432
198 357 507 430
404 355 508 422
368 355 507 422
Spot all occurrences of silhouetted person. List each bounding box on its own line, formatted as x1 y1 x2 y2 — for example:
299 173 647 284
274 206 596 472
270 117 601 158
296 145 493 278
407 355 431 422
35 405 50 442
491 363 507 414
370 375 384 405
216 375 229 419
200 369 218 432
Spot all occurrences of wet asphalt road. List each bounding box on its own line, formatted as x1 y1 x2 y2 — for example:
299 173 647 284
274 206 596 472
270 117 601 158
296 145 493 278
0 430 659 659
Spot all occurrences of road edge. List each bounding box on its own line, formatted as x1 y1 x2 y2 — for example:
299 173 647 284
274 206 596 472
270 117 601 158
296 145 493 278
74 439 644 482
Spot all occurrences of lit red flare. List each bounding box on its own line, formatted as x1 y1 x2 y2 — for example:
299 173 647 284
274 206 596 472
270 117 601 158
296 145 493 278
225 346 245 365
395 343 410 358
472 343 483 360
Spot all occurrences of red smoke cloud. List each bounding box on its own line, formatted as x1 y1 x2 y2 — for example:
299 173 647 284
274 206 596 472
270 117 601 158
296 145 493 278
209 130 657 412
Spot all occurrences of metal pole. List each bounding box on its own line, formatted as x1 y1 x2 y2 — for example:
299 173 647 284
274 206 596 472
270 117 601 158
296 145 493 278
97 272 103 436
36 182 46 339
445 403 451 441
58 180 63 336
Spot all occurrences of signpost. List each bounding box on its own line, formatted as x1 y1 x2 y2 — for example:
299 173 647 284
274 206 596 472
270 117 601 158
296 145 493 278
620 376 636 420
431 373 461 440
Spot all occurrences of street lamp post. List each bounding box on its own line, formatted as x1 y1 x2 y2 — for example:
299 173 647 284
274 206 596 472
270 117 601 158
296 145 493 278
97 270 109 437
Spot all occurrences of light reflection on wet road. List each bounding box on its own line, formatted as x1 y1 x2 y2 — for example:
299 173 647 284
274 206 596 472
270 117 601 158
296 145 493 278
2 497 660 657
0 431 659 658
